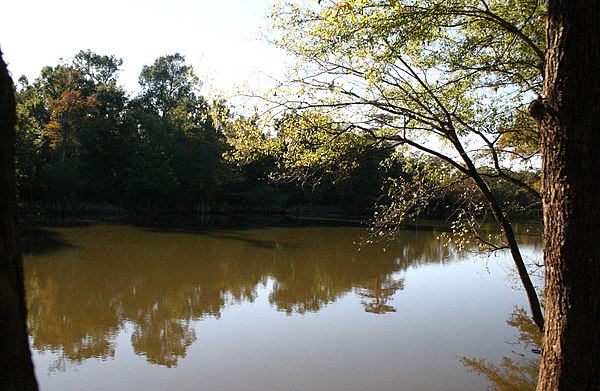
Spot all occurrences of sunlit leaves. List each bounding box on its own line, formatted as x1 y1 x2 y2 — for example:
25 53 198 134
222 114 274 164
272 110 366 183
268 0 545 157
225 109 375 187
44 89 98 153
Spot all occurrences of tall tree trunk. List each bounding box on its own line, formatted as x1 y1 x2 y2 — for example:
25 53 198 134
0 50 39 389
536 1 600 389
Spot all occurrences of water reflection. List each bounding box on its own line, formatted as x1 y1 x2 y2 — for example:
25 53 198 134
462 307 541 390
24 223 456 370
24 221 544 388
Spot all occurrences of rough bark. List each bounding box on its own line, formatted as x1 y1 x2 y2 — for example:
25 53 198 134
536 1 600 389
0 49 39 390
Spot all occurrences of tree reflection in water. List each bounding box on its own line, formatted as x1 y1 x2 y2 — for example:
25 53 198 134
131 318 196 368
21 222 474 370
462 307 541 390
356 275 404 314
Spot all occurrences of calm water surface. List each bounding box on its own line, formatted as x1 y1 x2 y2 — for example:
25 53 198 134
23 221 542 390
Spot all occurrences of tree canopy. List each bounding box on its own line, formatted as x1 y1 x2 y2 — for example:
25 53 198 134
14 50 396 217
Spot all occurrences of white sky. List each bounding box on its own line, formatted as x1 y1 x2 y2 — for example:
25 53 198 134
0 0 290 97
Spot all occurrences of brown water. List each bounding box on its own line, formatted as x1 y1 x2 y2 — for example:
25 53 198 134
23 221 542 390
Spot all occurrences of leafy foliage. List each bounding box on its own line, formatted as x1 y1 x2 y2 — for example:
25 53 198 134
15 51 392 215
266 0 545 208
256 0 547 329
224 109 396 211
14 52 234 213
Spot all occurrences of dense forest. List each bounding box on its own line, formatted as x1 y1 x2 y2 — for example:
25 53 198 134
13 51 379 217
14 50 539 221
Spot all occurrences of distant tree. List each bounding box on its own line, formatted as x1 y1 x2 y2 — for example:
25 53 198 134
15 51 137 208
137 53 200 120
14 79 47 204
15 52 131 211
129 54 231 212
70 51 131 203
0 48 38 390
72 50 122 85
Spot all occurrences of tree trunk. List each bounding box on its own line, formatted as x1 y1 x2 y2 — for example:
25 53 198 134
452 135 545 332
536 1 600 389
473 172 545 332
0 49 39 389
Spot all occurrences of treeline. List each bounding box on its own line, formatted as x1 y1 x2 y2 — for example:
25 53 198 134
14 50 389 217
14 50 538 220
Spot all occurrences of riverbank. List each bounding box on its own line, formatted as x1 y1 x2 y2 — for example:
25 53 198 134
18 201 541 232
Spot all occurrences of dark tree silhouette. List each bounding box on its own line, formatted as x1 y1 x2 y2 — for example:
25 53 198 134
0 48 38 390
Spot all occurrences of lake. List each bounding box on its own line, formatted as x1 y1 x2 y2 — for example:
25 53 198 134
22 220 542 390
